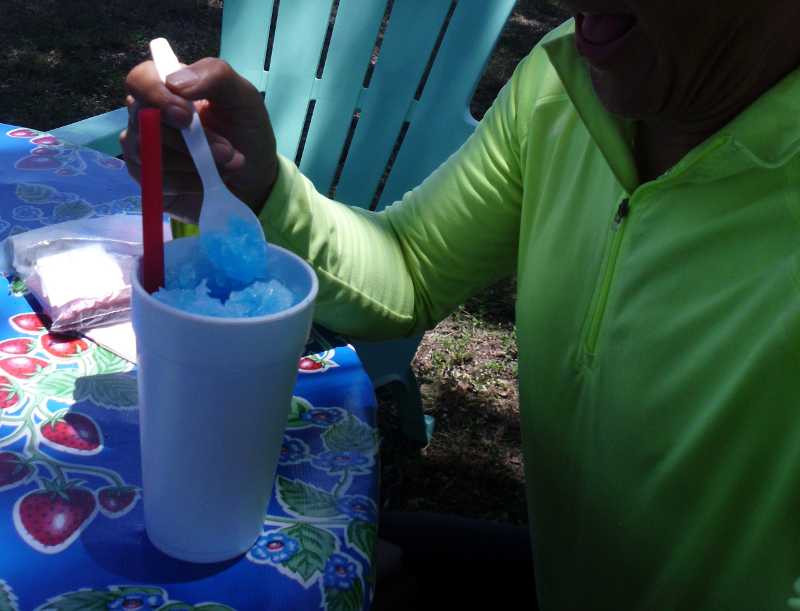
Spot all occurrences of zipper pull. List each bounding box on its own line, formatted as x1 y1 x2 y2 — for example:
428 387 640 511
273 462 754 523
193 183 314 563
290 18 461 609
614 198 630 225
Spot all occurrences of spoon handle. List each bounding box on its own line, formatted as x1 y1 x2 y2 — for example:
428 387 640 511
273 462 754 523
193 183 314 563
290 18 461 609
181 113 221 196
149 38 221 196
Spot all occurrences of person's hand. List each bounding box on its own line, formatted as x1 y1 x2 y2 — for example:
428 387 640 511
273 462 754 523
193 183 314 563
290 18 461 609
121 58 277 225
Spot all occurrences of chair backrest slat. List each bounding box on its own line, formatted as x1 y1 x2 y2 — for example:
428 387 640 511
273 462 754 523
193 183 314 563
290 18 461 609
264 0 335 163
334 0 454 208
219 1 274 91
220 0 516 210
298 0 389 193
377 0 516 208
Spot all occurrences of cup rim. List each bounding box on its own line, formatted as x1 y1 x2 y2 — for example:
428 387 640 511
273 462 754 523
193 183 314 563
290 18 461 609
132 240 319 325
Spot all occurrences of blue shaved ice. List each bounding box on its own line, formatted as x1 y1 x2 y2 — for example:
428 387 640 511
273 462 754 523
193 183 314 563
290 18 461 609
154 218 296 317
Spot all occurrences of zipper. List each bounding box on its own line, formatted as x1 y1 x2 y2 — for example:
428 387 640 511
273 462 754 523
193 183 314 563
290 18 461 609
577 136 729 364
582 198 630 360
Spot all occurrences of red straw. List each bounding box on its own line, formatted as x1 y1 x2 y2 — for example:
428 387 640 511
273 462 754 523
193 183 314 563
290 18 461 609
139 108 165 294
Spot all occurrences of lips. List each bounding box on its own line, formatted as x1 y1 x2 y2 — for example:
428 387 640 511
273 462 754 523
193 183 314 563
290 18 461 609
575 13 637 67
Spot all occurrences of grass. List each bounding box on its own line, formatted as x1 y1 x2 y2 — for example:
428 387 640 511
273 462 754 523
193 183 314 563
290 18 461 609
0 0 223 130
380 278 528 524
0 0 565 527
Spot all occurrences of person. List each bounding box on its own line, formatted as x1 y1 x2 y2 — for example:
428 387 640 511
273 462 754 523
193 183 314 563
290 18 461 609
122 1 800 608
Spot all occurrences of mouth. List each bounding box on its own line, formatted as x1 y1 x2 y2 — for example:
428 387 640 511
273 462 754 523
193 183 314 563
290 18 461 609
574 12 637 67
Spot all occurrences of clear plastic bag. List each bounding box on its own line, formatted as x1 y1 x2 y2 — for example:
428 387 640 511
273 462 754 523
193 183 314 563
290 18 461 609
0 215 166 334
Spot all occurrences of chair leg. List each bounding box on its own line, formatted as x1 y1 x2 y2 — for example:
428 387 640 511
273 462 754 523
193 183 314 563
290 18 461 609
392 367 434 446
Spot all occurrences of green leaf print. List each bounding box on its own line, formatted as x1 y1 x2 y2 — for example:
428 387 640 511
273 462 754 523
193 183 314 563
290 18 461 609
92 348 131 375
347 520 377 561
73 374 137 409
322 414 378 454
324 578 364 611
286 396 311 428
8 278 27 297
281 523 336 582
36 370 78 400
52 201 93 223
15 183 58 204
277 476 341 518
0 580 19 611
34 589 117 611
110 586 164 598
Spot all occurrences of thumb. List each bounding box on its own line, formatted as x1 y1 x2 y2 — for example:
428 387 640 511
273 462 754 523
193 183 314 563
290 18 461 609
165 57 260 110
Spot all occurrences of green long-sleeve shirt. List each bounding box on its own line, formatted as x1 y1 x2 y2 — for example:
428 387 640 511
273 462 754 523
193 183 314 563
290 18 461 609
201 20 800 609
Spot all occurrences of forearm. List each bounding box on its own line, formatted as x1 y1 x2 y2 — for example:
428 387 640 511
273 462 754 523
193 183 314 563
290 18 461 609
259 64 528 339
174 55 529 340
262 156 418 340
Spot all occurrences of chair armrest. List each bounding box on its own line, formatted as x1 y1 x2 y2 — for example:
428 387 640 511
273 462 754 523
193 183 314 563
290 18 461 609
50 107 128 156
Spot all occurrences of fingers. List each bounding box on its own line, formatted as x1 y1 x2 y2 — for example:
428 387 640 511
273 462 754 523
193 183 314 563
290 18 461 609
163 192 206 226
122 94 188 170
122 101 239 172
122 55 269 220
165 57 263 110
121 92 244 227
126 57 260 123
124 148 202 195
125 158 203 225
125 60 194 128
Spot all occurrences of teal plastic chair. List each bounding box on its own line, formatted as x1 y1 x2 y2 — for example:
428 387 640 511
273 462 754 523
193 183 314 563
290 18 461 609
51 0 516 443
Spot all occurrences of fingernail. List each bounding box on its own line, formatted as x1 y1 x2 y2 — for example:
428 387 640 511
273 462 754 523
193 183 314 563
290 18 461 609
167 67 199 88
164 105 191 126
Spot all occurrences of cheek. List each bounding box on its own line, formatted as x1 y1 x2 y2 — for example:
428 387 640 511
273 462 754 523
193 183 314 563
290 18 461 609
639 13 752 116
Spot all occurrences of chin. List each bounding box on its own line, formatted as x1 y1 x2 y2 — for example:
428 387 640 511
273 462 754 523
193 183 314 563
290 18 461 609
588 65 665 121
589 72 645 118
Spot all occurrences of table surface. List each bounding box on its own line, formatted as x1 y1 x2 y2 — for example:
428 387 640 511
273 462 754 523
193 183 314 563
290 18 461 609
0 125 379 611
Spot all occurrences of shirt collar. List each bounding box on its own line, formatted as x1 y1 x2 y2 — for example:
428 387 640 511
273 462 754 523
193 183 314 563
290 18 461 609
719 67 800 168
541 21 800 190
541 23 639 193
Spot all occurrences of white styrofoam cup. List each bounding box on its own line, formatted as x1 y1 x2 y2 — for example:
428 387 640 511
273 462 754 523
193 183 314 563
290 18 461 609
131 237 318 562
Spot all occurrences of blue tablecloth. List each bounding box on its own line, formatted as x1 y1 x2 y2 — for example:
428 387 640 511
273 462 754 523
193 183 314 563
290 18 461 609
0 125 378 610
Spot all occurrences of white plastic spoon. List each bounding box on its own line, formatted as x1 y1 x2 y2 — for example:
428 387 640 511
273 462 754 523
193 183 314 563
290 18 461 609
149 37 266 239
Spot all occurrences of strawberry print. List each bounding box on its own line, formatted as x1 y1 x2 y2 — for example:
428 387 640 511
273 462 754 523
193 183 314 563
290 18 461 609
298 350 338 374
29 135 61 147
7 128 38 138
96 156 125 170
0 452 33 491
31 146 59 157
0 356 47 379
13 480 97 553
97 486 139 518
9 313 47 334
0 338 35 355
15 155 62 171
40 334 89 358
0 376 20 410
299 357 324 372
40 412 102 455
